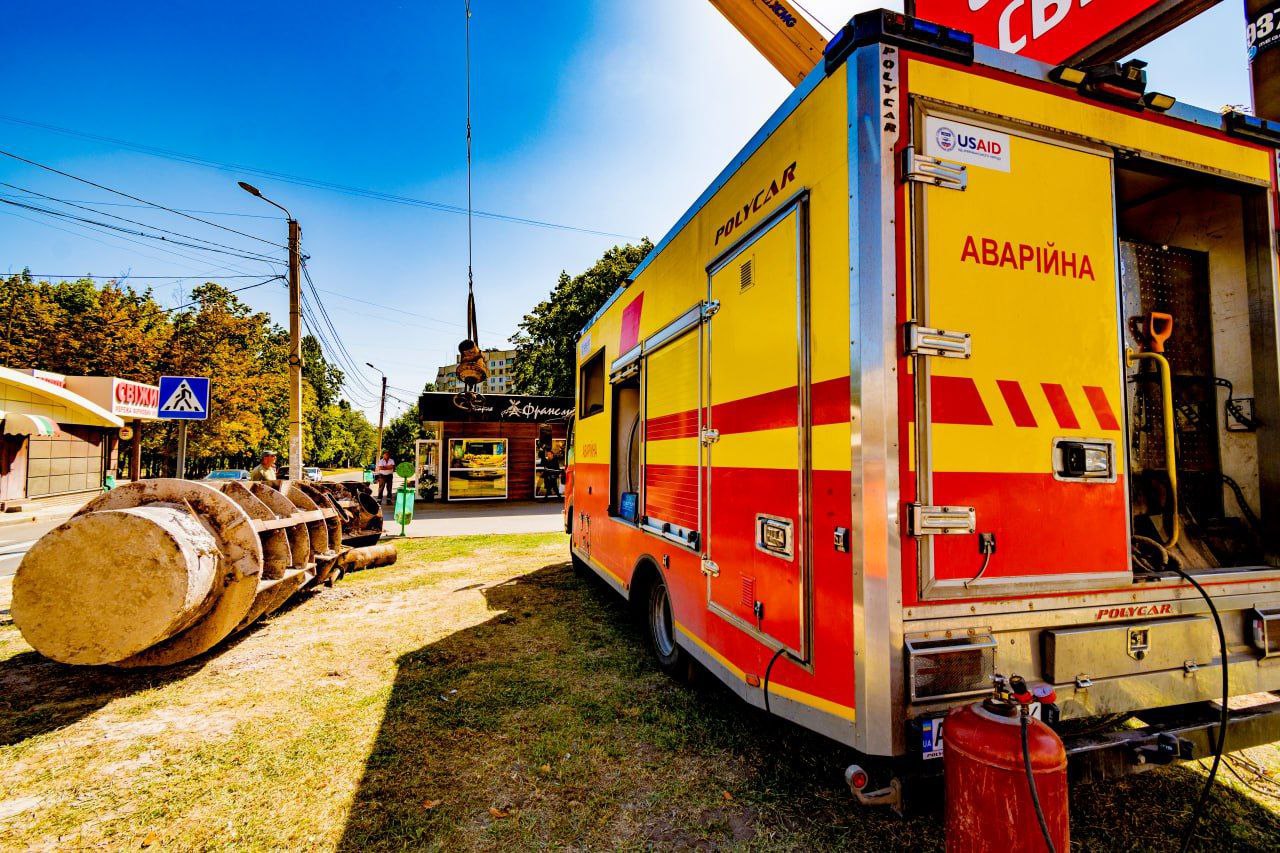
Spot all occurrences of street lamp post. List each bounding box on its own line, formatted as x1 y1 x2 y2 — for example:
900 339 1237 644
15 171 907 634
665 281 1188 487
367 362 388 463
238 182 304 481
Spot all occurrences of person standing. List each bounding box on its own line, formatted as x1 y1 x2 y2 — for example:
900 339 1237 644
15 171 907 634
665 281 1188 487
249 451 278 482
540 446 562 499
374 450 396 504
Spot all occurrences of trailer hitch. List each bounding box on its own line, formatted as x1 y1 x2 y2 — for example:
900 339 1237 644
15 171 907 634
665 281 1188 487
844 764 904 815
1131 732 1195 766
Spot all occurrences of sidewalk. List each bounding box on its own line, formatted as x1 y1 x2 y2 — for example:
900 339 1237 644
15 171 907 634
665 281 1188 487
0 493 91 528
382 499 565 537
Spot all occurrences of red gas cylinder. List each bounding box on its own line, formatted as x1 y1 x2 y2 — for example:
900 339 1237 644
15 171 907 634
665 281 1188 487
943 700 1069 852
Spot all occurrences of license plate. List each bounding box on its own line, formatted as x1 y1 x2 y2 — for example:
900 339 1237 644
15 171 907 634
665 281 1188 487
921 717 945 760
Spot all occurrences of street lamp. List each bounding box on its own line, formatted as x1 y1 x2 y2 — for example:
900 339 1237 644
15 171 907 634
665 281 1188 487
239 181 303 480
366 362 388 464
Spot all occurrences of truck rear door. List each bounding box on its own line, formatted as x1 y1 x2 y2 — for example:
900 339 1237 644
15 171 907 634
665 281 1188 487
910 111 1130 596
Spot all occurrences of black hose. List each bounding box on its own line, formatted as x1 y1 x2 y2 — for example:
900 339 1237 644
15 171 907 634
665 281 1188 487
1164 563 1230 853
1219 472 1263 536
1020 709 1057 853
762 645 788 715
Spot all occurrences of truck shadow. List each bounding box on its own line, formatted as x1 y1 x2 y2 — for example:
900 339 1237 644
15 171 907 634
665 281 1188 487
337 560 1280 851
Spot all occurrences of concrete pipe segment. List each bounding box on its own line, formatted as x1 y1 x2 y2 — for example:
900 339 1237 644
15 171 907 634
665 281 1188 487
11 478 396 667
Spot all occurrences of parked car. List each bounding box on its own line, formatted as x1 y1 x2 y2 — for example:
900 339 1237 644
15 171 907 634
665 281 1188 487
204 469 250 481
303 466 322 481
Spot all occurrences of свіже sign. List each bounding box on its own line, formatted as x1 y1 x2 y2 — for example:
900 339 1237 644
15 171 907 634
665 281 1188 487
911 0 1220 65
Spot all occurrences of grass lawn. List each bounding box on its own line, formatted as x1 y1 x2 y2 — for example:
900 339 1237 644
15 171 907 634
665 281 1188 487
1 533 1278 850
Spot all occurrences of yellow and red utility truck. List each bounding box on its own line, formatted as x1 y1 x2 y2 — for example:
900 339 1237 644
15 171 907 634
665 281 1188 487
567 10 1280 795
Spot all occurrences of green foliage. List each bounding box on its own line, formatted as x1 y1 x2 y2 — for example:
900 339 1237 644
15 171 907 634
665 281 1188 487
0 271 376 469
380 408 423 463
510 240 652 397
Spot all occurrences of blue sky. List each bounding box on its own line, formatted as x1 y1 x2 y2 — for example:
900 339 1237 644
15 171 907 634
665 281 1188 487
0 1 1254 420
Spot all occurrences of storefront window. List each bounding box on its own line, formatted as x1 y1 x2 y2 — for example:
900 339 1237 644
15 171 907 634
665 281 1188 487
533 437 566 499
447 438 508 501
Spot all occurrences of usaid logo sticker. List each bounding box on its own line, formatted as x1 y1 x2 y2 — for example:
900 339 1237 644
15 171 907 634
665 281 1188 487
925 116 1011 173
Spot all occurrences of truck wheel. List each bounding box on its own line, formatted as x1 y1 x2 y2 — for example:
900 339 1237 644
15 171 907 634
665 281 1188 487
646 574 688 675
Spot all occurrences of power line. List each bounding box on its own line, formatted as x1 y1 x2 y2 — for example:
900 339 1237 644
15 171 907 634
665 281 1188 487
0 205 277 280
297 285 377 397
298 297 376 406
161 275 284 314
0 196 285 265
311 285 503 336
299 262 379 397
18 273 269 280
1 182 285 263
0 192 277 218
791 1 836 36
0 147 289 249
0 114 640 240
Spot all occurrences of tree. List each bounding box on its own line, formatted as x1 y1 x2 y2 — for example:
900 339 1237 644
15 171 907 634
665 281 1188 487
0 273 378 473
510 240 652 397
380 408 423 464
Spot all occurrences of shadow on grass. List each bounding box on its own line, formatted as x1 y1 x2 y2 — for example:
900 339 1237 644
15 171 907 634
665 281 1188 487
338 560 1280 851
0 588 317 748
0 651 203 747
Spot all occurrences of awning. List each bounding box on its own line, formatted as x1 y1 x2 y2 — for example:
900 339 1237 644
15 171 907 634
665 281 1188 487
2 412 58 436
0 365 124 428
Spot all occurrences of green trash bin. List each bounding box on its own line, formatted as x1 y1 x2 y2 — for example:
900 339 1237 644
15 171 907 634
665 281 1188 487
394 485 414 536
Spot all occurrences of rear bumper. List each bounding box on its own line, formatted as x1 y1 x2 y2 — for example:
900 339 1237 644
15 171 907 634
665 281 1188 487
1065 693 1280 782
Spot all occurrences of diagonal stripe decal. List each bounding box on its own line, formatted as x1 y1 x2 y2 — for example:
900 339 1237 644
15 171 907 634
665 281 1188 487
995 379 1037 428
1041 382 1080 429
1082 385 1121 431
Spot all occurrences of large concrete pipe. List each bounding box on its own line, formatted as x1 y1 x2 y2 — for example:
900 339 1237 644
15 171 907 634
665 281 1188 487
11 478 396 667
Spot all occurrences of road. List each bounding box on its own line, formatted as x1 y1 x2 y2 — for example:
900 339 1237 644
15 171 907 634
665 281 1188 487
0 516 73 577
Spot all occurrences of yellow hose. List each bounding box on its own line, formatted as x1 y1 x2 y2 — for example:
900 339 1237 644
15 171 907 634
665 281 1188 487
1127 349 1180 548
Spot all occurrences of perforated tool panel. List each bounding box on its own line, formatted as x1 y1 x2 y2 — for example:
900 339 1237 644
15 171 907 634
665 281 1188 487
1120 241 1223 517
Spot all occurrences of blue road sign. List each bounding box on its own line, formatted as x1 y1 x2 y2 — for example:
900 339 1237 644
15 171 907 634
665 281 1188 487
157 376 210 420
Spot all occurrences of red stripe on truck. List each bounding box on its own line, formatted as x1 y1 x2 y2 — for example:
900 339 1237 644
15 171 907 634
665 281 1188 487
1040 383 1080 429
930 376 992 425
1083 385 1120 431
996 380 1037 428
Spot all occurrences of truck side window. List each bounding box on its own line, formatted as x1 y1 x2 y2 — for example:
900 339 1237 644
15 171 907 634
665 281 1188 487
579 350 606 418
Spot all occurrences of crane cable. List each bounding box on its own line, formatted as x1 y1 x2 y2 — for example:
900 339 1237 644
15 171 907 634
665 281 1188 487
464 0 478 347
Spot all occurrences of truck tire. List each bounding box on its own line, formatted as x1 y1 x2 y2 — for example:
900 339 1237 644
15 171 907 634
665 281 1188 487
645 573 689 676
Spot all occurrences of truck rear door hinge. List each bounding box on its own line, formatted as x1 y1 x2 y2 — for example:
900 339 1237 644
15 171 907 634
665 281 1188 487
902 147 967 190
905 322 971 359
908 504 976 536
701 558 720 576
702 300 721 319
700 428 721 446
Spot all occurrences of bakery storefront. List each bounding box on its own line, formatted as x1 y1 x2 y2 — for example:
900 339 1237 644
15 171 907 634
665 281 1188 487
417 392 573 502
0 366 125 505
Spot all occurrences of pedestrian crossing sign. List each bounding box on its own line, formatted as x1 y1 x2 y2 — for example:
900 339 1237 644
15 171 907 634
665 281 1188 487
157 376 210 420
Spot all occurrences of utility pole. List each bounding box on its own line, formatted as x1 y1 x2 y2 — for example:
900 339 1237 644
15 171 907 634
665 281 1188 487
368 363 387 461
238 181 303 481
287 217 303 481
